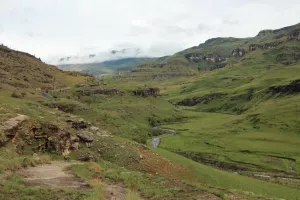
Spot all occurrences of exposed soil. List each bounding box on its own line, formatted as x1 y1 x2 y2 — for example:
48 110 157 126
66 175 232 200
19 161 88 189
19 161 127 200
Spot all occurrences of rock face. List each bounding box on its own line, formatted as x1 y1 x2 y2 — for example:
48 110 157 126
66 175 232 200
78 154 96 162
0 114 30 147
133 88 160 97
185 53 227 63
77 131 94 143
0 115 30 138
288 29 300 40
232 48 246 57
249 42 283 51
269 79 300 94
0 114 100 157
67 118 89 130
276 53 300 65
75 88 124 96
46 102 83 113
177 93 225 106
199 63 227 71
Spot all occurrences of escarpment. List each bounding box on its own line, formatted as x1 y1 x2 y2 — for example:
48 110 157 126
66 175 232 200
75 88 124 96
269 79 300 94
288 29 300 40
133 88 160 97
249 41 283 51
0 114 105 158
177 93 225 106
185 53 227 63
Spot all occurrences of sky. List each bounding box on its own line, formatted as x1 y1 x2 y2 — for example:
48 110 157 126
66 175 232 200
0 0 300 64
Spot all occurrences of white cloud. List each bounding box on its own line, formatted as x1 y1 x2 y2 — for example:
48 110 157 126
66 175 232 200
0 0 299 64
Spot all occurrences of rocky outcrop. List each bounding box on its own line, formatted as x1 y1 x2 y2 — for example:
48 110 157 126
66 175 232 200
199 63 227 71
177 93 225 106
0 114 100 157
77 131 94 143
288 29 300 40
0 115 30 138
232 48 246 57
276 52 300 66
75 88 124 96
0 114 30 147
45 102 84 112
269 79 300 95
78 154 96 162
249 42 283 51
66 118 89 129
185 53 227 63
133 88 160 97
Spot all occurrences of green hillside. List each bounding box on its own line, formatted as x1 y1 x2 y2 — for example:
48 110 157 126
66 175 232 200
1 22 300 200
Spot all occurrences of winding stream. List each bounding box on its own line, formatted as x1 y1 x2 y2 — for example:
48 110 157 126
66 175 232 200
150 127 177 147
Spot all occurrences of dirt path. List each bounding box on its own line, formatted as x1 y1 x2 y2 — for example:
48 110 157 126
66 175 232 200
20 161 88 189
19 161 127 200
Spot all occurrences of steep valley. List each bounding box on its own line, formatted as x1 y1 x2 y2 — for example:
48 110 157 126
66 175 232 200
1 22 300 200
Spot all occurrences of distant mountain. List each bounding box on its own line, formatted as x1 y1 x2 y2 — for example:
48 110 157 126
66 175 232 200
166 22 300 71
56 48 145 65
58 57 161 76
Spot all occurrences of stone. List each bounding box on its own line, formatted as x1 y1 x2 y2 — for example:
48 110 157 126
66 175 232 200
90 126 99 132
232 48 246 57
0 114 29 136
77 131 94 143
71 119 88 129
71 142 80 152
78 154 96 162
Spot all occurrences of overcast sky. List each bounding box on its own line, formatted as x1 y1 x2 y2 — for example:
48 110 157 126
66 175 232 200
1 0 300 64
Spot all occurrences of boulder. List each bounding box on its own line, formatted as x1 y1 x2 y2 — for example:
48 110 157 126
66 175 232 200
78 154 96 162
77 131 94 143
232 48 246 57
70 119 88 129
90 126 99 132
0 114 29 137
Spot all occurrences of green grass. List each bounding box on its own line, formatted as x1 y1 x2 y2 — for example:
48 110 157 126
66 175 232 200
0 176 87 200
153 148 300 200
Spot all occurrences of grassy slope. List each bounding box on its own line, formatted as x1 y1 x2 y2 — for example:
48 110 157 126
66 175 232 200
154 148 300 200
1 23 300 200
95 23 300 199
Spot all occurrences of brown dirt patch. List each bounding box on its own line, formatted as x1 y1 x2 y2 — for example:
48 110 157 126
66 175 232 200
19 161 88 189
137 146 200 182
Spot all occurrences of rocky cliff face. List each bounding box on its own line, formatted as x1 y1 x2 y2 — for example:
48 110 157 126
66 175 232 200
249 41 283 51
269 79 300 94
185 53 227 63
133 88 160 97
232 48 246 57
177 93 225 106
288 29 300 40
75 88 124 96
0 114 105 158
